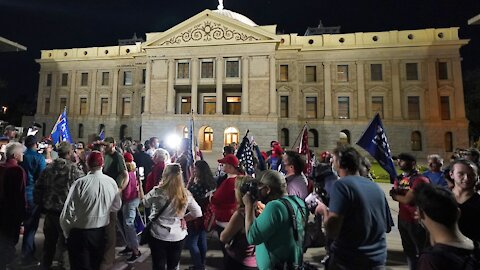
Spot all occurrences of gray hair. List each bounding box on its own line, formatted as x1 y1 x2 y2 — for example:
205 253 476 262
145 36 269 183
427 154 443 165
5 142 24 159
153 148 170 162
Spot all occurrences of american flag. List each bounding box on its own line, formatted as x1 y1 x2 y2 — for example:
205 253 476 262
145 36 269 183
299 125 312 175
236 132 255 176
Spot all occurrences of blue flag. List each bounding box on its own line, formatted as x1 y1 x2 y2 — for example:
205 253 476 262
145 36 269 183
356 113 397 180
51 108 73 145
98 129 105 140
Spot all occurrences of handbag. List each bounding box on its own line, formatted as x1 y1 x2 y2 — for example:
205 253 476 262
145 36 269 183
203 202 216 232
139 199 170 245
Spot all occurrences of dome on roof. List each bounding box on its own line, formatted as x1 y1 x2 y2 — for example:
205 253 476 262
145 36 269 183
213 9 258 27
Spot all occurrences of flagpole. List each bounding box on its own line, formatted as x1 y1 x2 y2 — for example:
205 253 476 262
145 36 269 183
291 123 307 150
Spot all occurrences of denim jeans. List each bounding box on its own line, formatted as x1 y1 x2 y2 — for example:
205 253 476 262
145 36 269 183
185 228 207 270
122 198 140 250
22 204 41 260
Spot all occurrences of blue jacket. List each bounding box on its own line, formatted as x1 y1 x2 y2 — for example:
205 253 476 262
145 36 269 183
20 148 46 204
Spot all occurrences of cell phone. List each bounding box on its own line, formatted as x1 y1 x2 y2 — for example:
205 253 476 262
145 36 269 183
305 193 320 212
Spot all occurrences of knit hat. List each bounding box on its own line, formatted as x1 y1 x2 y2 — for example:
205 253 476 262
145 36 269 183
123 152 134 163
87 151 104 168
218 154 239 168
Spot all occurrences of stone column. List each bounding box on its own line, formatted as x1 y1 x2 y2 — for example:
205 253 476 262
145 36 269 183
144 59 153 114
216 57 223 115
268 55 277 116
452 59 466 119
49 72 57 114
191 58 199 114
323 62 332 119
69 70 76 114
111 69 119 116
89 70 97 115
167 59 175 114
36 72 44 115
391 59 402 120
356 61 366 119
241 56 249 115
427 59 440 120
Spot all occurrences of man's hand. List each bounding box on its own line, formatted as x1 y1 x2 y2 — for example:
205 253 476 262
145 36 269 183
315 200 328 216
255 201 265 216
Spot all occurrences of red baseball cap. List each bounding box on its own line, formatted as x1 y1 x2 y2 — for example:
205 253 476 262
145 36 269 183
87 151 104 168
123 152 134 163
218 154 239 168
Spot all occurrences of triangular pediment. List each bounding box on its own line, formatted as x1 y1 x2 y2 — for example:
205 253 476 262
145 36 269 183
143 10 280 48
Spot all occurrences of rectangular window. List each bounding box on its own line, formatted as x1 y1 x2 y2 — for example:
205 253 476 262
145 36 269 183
180 96 191 114
305 66 316 82
226 96 241 115
46 73 52 87
280 96 289 118
338 96 350 119
203 96 216 115
372 96 384 118
141 96 145 114
440 96 451 120
337 65 349 82
280 65 288 82
306 97 317 119
142 69 146 84
123 71 133 86
60 97 67 112
226 60 239 78
79 97 87 115
370 64 383 81
44 98 50 114
100 98 109 115
438 62 448 80
102 72 110 86
81 72 88 86
61 73 68 86
408 96 420 120
406 63 419 80
177 62 190 79
122 97 132 116
201 61 214 78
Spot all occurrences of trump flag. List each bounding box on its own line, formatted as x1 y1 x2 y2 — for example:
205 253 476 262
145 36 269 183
51 108 73 145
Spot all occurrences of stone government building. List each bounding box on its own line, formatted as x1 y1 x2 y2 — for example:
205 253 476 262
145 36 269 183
34 5 469 160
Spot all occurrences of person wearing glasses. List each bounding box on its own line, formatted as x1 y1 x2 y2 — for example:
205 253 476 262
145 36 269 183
423 154 447 187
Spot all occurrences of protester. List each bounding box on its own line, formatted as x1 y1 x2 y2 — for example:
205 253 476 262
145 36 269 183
220 176 258 270
315 146 393 269
42 140 58 164
0 125 17 142
464 147 480 168
216 145 235 179
449 159 480 242
140 163 202 270
266 143 283 171
283 151 309 200
118 152 142 263
101 137 128 269
414 183 478 269
176 138 192 185
244 170 306 269
145 148 169 193
60 151 121 270
185 160 216 270
390 153 430 270
0 142 26 269
423 154 447 187
133 143 154 187
34 142 84 269
146 137 161 157
20 135 46 266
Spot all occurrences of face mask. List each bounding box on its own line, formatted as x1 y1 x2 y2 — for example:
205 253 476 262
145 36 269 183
155 143 160 148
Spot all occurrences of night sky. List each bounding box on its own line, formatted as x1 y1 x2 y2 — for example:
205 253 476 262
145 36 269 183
1 0 479 118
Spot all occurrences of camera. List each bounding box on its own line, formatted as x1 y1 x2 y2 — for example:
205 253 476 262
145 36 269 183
240 181 259 201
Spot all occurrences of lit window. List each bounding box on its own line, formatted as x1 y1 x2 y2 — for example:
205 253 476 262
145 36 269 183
123 71 133 86
122 97 132 116
280 96 289 118
438 62 448 80
183 126 189 138
408 96 420 120
226 60 239 78
306 97 317 119
224 127 239 145
338 96 350 119
81 73 88 86
372 96 384 118
79 98 88 115
411 131 422 151
181 96 191 114
440 96 450 120
337 65 349 82
280 65 288 82
406 63 419 80
202 126 213 151
177 62 190 79
370 64 383 81
226 96 241 115
203 96 216 115
44 98 50 115
305 66 316 82
102 72 110 86
201 61 214 78
61 73 68 86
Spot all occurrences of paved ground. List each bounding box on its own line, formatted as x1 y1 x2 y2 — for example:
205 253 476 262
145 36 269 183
9 183 409 270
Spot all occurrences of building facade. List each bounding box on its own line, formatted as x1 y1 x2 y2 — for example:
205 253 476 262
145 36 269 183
35 8 469 160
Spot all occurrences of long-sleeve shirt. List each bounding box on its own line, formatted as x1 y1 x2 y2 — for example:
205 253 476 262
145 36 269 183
143 187 202 242
20 148 46 205
211 174 237 224
60 170 121 238
0 158 26 225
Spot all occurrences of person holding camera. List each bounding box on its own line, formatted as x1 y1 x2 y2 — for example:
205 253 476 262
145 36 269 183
315 146 393 269
220 176 258 270
243 170 307 270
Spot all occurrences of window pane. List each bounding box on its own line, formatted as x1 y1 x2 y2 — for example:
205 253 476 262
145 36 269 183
102 72 110 86
280 65 289 82
305 66 316 82
46 73 52 87
201 62 214 78
440 96 450 120
406 63 418 80
408 96 420 120
306 97 317 119
280 96 289 118
371 64 383 81
203 96 216 115
124 71 133 86
226 61 239 78
226 96 241 115
338 96 350 119
81 73 88 86
44 98 50 114
101 98 109 115
61 73 68 86
337 65 349 82
122 97 132 116
80 98 87 115
177 62 189 79
438 62 448 80
181 96 191 114
372 96 384 118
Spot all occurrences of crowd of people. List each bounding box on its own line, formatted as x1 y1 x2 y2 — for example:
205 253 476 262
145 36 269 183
0 124 480 270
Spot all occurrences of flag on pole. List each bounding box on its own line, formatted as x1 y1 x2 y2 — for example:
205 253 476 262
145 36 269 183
298 124 312 176
236 131 255 176
356 113 397 180
98 129 105 140
51 107 72 145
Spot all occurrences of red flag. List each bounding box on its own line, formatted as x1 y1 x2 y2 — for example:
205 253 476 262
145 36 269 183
299 125 312 175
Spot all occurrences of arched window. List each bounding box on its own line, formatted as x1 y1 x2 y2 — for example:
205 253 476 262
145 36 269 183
78 123 84 138
120 125 128 140
202 126 213 151
340 129 351 144
281 128 289 147
183 126 189 138
99 124 105 134
139 125 142 141
308 129 319 147
224 127 239 146
42 123 46 137
411 131 422 151
445 132 453 152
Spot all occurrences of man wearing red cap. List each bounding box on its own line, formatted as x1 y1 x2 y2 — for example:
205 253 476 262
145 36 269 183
60 151 121 270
